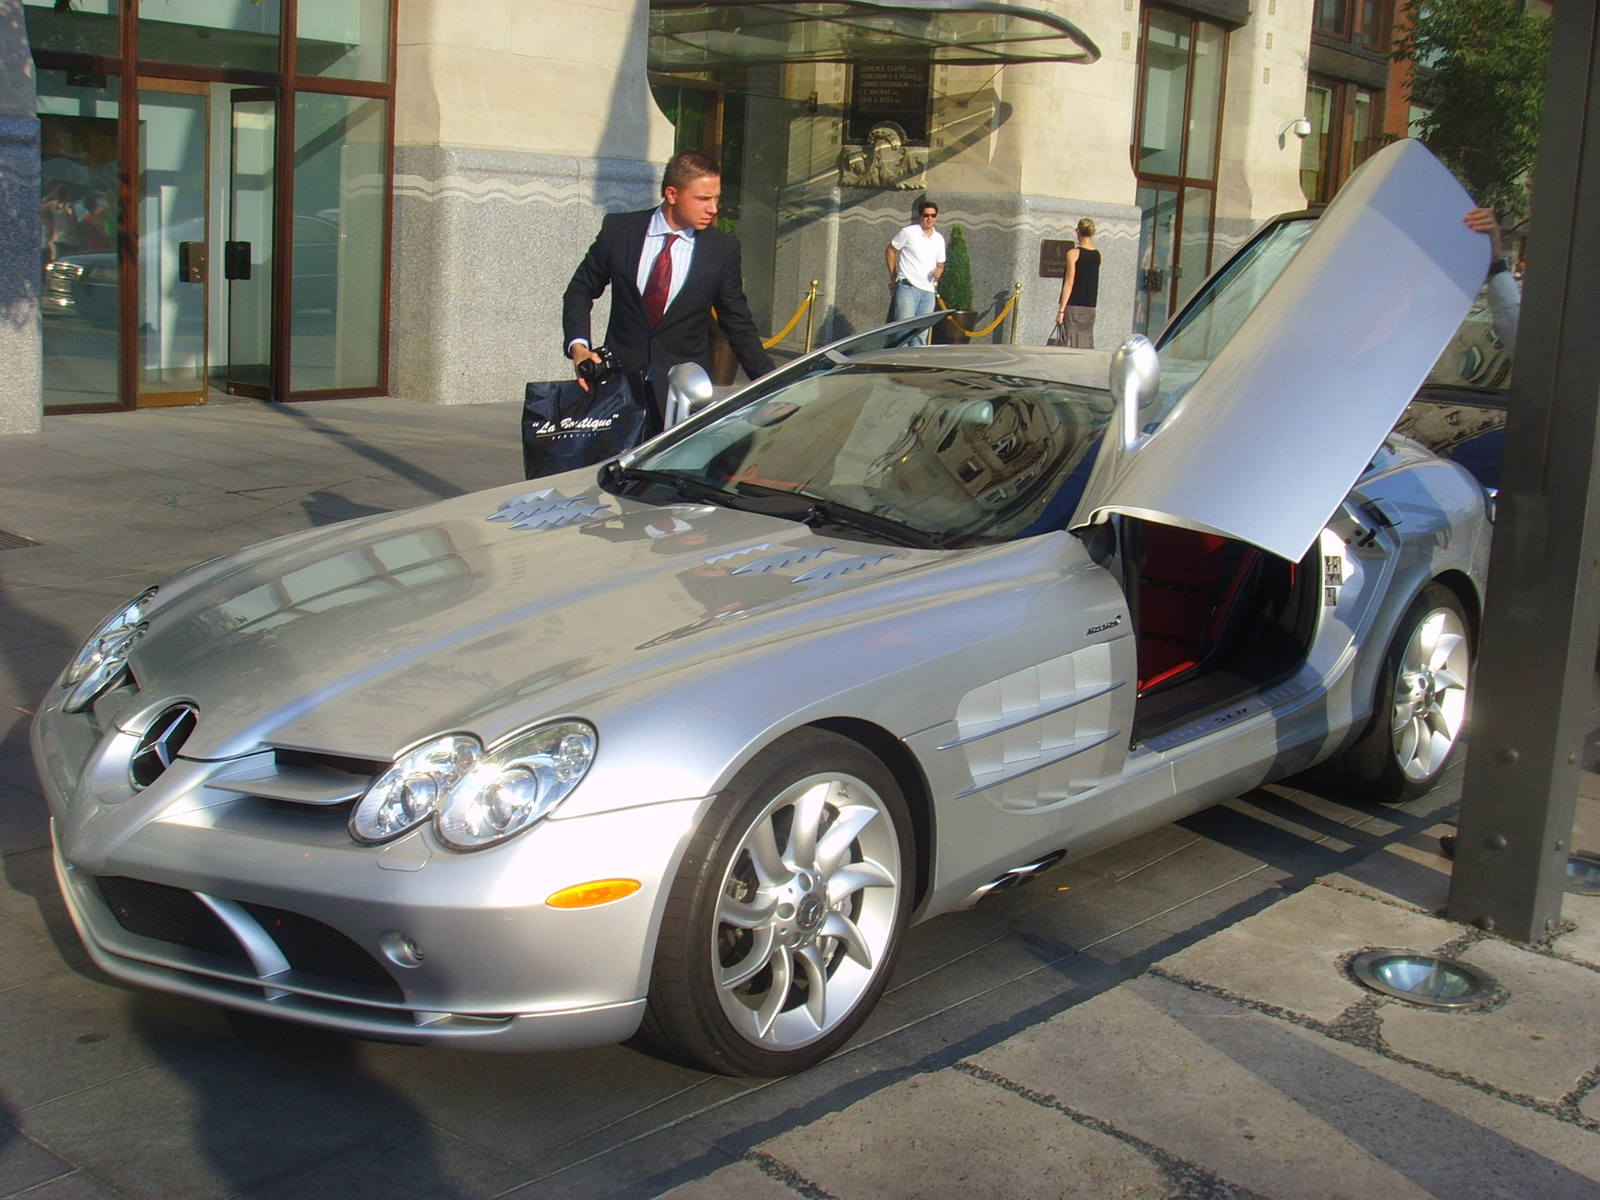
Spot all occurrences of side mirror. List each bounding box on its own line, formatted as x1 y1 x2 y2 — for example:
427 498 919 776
665 362 715 429
1109 335 1160 451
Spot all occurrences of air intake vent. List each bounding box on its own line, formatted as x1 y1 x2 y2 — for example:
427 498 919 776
131 704 199 789
241 903 403 999
96 876 248 961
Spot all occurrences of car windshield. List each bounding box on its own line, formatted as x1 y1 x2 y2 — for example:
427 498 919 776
618 363 1115 546
1147 218 1315 431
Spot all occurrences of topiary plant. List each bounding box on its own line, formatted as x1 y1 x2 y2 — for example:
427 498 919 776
940 224 974 312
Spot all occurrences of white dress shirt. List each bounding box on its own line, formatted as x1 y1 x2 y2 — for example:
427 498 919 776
636 206 698 308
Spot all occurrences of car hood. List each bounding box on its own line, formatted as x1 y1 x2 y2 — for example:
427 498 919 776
119 475 956 762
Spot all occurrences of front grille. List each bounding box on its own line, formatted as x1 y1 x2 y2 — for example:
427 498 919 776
93 875 401 1002
241 903 403 1000
96 876 249 961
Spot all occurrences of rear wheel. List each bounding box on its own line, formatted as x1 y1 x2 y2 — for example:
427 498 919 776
641 729 913 1076
1324 583 1471 803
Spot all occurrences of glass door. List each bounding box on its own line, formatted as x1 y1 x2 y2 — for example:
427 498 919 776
227 89 276 397
136 80 209 406
1134 184 1179 335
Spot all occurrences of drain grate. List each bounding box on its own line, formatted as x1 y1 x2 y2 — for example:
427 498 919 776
0 529 41 551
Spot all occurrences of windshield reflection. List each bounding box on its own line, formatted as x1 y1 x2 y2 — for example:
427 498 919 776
625 363 1114 545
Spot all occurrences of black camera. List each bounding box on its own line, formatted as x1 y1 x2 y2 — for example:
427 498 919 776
577 344 618 388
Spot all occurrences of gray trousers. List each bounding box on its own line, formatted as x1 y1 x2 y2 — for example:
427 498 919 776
1064 305 1096 349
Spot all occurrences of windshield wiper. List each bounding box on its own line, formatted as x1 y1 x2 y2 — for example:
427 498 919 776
731 481 942 549
601 465 745 508
602 465 941 549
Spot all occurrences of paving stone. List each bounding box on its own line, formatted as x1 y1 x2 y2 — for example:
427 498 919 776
19 1041 412 1200
0 1170 126 1199
972 976 1433 1200
353 1040 741 1169
0 779 52 858
244 1121 531 1200
653 1159 806 1200
0 1122 76 1197
1553 894 1600 969
0 971 236 1111
756 1068 1168 1200
0 844 78 941
0 911 77 996
1322 827 1454 915
497 1126 732 1200
1156 882 1461 1024
1378 937 1600 1104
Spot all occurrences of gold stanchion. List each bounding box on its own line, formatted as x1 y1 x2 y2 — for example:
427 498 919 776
804 280 819 353
1007 282 1023 345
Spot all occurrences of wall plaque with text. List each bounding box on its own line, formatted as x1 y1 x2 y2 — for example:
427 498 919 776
848 62 931 144
1038 239 1075 279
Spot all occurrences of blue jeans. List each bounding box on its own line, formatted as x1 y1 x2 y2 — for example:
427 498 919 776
890 280 938 345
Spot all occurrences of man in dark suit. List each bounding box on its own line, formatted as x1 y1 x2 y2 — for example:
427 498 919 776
563 150 775 428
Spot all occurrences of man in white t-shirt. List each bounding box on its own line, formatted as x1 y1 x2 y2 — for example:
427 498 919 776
886 200 946 346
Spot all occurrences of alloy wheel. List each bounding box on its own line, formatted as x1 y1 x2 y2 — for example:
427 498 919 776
712 772 900 1050
1390 606 1470 782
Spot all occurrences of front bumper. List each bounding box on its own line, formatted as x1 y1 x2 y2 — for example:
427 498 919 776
36 691 709 1051
52 826 646 1050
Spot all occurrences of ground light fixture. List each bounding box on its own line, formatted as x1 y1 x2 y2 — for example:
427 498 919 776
1349 949 1497 1009
1566 851 1600 895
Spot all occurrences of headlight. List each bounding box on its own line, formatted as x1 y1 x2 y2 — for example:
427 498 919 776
436 722 596 851
61 587 157 713
349 734 482 844
348 721 597 851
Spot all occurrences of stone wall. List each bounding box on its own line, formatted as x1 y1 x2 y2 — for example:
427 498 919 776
770 189 1140 357
0 0 40 435
389 145 658 406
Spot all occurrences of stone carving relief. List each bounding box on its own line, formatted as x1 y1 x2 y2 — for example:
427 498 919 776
838 122 928 190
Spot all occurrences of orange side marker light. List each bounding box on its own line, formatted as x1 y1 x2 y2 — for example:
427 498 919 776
546 879 642 909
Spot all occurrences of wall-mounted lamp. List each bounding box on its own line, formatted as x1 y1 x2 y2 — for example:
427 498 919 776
1277 117 1312 149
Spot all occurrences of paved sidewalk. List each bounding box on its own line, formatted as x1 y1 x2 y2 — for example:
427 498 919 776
4 400 1600 1199
669 785 1600 1200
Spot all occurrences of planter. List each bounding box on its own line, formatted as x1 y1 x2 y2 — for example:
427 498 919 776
931 309 977 345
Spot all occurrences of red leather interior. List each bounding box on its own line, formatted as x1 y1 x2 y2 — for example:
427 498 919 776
1136 526 1258 693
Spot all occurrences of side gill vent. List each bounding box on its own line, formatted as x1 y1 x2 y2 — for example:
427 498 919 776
130 704 199 790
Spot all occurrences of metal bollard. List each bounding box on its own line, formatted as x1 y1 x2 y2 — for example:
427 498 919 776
804 280 819 353
1008 282 1023 345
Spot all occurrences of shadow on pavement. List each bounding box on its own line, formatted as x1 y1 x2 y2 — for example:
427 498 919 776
262 401 467 503
126 1009 486 1199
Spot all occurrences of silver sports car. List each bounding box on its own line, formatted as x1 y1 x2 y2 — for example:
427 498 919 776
33 140 1492 1076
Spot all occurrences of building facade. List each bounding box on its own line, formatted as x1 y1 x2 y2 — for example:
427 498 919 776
6 0 1404 431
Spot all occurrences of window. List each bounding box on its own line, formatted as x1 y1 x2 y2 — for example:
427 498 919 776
1301 76 1383 203
1315 0 1384 47
1132 7 1229 335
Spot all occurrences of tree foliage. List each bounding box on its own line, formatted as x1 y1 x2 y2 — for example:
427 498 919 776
1394 0 1550 218
940 224 974 312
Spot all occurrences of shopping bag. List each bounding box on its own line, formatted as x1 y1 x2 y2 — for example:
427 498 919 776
521 370 649 480
1046 321 1068 347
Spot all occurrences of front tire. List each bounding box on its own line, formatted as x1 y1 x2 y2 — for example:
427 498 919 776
641 729 913 1076
1324 583 1472 803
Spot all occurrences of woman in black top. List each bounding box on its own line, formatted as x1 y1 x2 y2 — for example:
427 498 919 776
1055 219 1100 349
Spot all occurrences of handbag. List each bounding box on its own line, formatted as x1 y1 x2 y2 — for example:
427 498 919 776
521 369 650 480
1046 320 1068 347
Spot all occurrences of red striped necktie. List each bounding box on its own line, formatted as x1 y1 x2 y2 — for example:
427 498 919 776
643 232 680 326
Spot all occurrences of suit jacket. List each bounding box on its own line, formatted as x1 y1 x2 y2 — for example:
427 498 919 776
562 208 776 399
